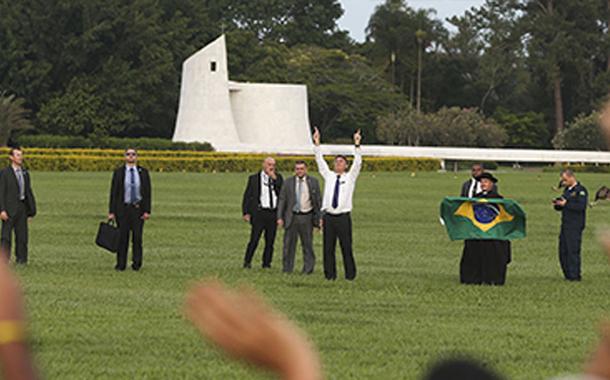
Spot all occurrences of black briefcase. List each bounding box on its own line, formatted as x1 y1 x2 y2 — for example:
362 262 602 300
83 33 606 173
96 220 120 254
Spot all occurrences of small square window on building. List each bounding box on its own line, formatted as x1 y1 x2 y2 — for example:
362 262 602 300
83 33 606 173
210 61 217 72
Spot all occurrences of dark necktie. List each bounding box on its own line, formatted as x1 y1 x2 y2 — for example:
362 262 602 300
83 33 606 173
130 168 137 204
268 178 274 209
16 170 24 199
332 175 340 209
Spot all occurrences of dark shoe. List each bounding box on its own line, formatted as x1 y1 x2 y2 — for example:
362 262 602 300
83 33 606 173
132 265 141 271
243 262 252 269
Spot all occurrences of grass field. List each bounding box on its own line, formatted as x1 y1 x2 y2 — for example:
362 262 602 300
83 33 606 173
14 170 610 379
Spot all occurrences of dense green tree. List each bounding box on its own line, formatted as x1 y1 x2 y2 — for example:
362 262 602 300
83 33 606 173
364 0 447 103
553 112 605 150
0 91 33 146
376 106 507 148
493 108 549 148
207 0 349 48
520 0 607 135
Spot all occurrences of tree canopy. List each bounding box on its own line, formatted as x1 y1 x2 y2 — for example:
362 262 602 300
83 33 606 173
0 0 608 148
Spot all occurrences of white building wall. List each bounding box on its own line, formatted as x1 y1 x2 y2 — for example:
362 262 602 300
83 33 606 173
229 83 313 148
173 35 240 145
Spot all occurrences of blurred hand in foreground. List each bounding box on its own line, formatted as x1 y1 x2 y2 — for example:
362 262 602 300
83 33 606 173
184 280 322 380
0 248 38 380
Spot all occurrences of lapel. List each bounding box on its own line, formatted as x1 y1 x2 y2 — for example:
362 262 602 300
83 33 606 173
256 171 262 198
6 166 18 191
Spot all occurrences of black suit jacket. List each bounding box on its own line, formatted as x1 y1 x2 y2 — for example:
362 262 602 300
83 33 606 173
0 166 36 217
109 166 152 217
242 171 283 217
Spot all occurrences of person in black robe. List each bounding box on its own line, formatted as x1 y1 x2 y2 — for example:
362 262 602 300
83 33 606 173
460 173 512 286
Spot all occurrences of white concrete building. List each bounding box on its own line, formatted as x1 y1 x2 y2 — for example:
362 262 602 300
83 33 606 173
173 35 610 167
173 35 313 150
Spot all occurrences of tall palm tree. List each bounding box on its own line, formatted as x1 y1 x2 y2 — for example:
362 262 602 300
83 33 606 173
0 91 33 146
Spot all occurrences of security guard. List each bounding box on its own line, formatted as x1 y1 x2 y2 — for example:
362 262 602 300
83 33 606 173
553 169 588 281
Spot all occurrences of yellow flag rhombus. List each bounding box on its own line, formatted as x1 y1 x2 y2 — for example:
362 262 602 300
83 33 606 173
454 200 514 232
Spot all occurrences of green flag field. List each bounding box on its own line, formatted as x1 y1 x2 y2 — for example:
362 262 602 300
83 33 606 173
19 171 610 379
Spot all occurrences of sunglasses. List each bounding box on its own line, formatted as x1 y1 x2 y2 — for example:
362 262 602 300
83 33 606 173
125 152 137 157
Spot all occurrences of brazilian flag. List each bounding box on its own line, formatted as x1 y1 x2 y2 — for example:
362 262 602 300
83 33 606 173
440 197 526 241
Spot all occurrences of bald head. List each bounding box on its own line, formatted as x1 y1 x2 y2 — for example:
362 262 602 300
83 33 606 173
262 157 276 176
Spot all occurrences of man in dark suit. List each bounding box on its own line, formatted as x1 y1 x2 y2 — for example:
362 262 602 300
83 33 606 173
108 148 152 271
277 161 321 274
0 147 36 264
242 157 283 269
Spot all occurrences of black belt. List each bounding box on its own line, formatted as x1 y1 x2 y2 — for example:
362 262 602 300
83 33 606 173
125 203 141 208
259 208 276 212
325 212 350 217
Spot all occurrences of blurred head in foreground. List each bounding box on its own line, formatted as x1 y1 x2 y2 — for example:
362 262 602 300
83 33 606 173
423 358 503 380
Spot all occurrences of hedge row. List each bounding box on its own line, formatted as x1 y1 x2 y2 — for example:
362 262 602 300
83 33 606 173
19 155 440 172
13 134 214 151
3 147 236 158
542 164 610 173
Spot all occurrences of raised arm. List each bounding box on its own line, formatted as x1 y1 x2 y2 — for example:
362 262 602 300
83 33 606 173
313 127 332 177
348 129 362 180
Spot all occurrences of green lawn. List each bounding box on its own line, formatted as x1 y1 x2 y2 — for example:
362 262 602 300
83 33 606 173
15 170 610 379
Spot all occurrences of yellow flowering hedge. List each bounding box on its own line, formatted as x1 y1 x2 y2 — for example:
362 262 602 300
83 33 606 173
2 148 440 172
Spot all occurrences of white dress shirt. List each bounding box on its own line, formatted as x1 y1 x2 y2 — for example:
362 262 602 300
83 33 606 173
314 146 362 214
467 178 482 198
259 171 278 209
294 176 313 213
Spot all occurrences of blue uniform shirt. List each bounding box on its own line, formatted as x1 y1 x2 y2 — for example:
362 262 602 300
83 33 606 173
556 182 588 229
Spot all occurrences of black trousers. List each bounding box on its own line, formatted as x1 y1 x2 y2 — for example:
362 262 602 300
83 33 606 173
116 204 145 270
323 213 356 280
559 226 583 280
460 240 510 286
244 209 277 268
1 201 28 264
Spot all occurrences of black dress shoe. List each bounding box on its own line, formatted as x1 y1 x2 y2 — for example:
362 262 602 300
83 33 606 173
243 262 252 269
132 265 141 272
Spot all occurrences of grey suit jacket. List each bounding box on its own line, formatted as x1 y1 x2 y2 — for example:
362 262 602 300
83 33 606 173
277 175 321 229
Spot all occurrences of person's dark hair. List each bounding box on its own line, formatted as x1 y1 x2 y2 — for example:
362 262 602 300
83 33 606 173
561 168 575 178
8 146 22 156
125 147 137 153
295 160 307 166
334 155 348 163
423 358 503 380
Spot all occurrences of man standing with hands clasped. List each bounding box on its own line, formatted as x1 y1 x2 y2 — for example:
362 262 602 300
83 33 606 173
242 157 284 269
0 147 36 264
313 127 362 281
277 161 322 274
108 148 152 272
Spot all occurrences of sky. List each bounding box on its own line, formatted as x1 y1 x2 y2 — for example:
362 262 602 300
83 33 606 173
338 0 487 42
